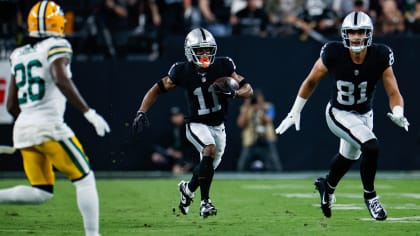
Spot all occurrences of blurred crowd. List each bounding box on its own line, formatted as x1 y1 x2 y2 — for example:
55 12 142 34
1 0 420 60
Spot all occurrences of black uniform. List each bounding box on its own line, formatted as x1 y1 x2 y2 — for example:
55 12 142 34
168 57 236 126
321 42 393 114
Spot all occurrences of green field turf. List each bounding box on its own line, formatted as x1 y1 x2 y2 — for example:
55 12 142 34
1 176 419 236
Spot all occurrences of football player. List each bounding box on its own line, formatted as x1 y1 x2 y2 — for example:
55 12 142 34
1 1 110 235
132 28 253 218
275 11 409 221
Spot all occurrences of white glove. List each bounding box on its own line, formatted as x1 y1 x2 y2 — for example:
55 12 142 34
84 109 111 136
275 96 307 135
387 105 409 131
275 112 301 134
0 145 16 154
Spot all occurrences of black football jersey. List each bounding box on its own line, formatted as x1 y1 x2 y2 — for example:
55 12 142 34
168 57 236 126
321 42 394 114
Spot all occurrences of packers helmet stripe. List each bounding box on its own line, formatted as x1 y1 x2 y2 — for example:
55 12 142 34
59 138 90 175
38 1 49 36
47 46 72 59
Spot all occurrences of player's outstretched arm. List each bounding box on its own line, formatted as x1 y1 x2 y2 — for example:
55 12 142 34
275 58 327 135
382 67 409 131
132 76 176 134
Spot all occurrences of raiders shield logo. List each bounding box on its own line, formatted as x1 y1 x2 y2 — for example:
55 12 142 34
354 69 359 76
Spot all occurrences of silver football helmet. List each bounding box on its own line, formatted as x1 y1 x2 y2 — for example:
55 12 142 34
184 28 217 68
341 11 373 53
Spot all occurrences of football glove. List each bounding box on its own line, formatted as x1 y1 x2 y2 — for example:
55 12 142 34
275 96 307 135
387 106 409 131
214 82 237 98
84 109 111 137
275 112 301 134
132 111 150 134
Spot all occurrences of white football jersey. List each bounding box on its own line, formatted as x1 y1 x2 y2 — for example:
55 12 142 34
9 37 74 148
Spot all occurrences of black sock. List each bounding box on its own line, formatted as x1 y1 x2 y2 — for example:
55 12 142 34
326 154 356 194
188 165 200 193
198 156 214 201
364 190 377 200
360 139 379 194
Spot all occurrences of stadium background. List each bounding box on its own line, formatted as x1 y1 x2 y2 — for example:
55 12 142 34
0 34 419 172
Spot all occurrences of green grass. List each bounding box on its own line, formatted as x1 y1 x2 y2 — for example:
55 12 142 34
1 176 420 235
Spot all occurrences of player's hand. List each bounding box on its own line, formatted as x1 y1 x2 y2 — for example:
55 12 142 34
214 82 237 98
387 112 409 131
132 111 150 134
275 112 301 135
84 109 111 136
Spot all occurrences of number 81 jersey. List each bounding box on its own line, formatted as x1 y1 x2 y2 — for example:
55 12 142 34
321 42 393 114
9 37 72 126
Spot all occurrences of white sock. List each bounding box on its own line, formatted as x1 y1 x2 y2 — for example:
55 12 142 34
73 172 100 236
0 185 52 204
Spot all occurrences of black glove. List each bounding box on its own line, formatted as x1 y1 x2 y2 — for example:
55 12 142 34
214 81 237 98
132 111 150 134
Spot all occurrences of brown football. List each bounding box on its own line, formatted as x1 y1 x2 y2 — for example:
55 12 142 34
213 77 239 91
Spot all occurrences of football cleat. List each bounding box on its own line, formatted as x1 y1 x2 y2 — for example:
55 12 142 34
199 199 217 219
365 196 387 220
314 177 336 218
178 180 194 215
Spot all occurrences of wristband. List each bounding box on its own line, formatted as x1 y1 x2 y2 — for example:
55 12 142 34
392 105 404 117
291 96 307 114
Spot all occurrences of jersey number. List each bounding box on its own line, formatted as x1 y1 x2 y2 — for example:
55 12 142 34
336 80 367 105
14 60 45 104
193 86 221 115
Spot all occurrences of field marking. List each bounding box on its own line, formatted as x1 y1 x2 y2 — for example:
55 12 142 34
0 229 83 233
242 184 308 190
309 203 420 210
276 192 420 200
390 193 420 199
360 216 420 223
241 183 395 190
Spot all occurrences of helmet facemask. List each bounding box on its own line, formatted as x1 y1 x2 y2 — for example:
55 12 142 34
188 46 217 68
341 11 373 53
342 28 372 53
184 28 217 68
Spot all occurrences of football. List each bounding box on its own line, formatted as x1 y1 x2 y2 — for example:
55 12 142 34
213 77 239 91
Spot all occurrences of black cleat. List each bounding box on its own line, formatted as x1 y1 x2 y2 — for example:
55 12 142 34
199 199 217 219
365 196 387 221
314 177 335 218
